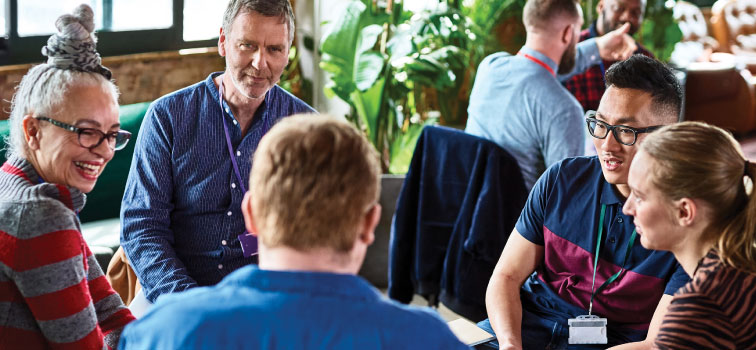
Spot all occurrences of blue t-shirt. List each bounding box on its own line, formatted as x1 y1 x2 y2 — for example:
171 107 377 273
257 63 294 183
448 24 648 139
119 266 471 350
516 157 689 337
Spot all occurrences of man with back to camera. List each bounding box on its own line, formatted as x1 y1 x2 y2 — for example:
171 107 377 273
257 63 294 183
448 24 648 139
120 0 315 307
478 55 690 349
118 115 471 350
465 0 637 191
565 0 653 113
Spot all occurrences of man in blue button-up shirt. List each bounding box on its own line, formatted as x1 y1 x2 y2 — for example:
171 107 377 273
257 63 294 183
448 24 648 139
120 115 469 350
120 0 315 305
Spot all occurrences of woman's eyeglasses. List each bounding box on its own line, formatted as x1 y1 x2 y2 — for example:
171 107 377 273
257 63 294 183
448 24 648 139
35 116 131 151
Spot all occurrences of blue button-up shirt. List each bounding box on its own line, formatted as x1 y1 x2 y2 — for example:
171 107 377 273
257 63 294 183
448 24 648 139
121 72 315 303
119 266 470 350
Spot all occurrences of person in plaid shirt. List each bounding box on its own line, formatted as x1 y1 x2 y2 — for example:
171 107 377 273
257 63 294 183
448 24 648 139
565 0 653 112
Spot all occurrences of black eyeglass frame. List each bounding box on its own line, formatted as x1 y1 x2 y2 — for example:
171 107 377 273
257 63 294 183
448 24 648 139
34 116 132 151
584 111 662 146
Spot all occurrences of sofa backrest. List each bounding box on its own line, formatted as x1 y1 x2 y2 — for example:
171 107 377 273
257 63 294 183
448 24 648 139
0 102 151 223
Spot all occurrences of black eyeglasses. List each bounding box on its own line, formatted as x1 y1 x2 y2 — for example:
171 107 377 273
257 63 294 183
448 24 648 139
35 116 131 151
585 111 662 146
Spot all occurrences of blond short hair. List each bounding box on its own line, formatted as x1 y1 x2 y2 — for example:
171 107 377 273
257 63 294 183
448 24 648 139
249 114 381 252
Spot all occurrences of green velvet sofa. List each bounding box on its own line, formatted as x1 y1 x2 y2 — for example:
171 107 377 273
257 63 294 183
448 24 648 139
0 102 151 269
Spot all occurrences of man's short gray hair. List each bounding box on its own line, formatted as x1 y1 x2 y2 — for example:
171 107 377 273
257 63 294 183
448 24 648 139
4 66 119 159
222 0 295 46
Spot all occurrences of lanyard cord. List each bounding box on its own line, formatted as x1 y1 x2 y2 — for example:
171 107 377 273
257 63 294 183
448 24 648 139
218 80 248 194
517 51 556 77
589 204 637 315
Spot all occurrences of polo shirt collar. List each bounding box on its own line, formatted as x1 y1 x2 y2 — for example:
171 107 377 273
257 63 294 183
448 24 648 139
599 175 626 205
518 46 558 76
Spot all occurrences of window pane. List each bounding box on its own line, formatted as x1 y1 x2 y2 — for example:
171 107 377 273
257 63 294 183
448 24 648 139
18 0 98 37
183 0 225 41
112 0 171 31
0 0 6 37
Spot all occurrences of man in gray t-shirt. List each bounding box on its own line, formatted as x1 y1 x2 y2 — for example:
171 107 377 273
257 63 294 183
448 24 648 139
466 0 635 190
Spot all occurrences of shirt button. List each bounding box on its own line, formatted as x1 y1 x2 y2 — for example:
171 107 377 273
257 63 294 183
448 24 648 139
233 119 238 125
617 217 624 223
218 264 223 269
609 237 616 244
231 183 236 189
236 151 241 157
227 211 232 216
221 240 227 246
225 107 230 114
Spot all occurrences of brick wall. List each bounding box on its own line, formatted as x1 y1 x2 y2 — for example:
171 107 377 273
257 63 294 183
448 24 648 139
0 47 226 120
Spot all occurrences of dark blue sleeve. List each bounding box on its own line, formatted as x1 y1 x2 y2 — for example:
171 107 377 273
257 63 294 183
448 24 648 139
120 100 199 303
664 263 691 295
514 161 561 245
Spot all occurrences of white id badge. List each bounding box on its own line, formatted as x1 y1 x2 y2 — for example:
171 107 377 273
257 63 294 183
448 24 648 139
568 315 607 344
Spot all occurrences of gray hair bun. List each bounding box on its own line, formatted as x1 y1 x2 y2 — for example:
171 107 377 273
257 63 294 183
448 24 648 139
41 4 112 79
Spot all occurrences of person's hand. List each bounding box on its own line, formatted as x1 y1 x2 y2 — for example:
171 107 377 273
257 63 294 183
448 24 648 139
596 23 637 61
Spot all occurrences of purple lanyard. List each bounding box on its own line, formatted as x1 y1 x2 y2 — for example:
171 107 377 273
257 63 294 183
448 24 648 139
218 79 258 257
218 81 248 194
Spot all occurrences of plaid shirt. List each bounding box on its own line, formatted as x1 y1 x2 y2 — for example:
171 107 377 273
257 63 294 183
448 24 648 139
564 22 653 112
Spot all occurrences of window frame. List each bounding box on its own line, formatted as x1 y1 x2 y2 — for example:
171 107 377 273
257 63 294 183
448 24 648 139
0 0 219 65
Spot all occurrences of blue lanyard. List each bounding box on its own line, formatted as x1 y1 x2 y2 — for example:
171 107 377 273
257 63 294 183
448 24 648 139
589 204 637 315
218 80 248 194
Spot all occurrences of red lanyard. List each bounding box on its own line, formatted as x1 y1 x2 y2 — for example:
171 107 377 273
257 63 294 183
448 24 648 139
517 52 556 77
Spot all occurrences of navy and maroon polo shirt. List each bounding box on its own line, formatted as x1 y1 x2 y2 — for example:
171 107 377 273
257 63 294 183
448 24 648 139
516 156 689 334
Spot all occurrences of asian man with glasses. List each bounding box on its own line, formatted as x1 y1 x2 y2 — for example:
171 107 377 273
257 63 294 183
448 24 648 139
478 55 691 349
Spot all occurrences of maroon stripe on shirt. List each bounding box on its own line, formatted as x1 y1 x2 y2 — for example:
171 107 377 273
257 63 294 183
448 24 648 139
25 279 91 321
541 226 665 329
0 229 84 271
0 163 32 184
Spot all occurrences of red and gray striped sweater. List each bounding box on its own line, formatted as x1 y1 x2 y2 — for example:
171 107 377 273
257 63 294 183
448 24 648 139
0 156 135 349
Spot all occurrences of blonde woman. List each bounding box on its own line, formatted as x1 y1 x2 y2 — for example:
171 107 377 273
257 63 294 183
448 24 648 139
623 121 756 349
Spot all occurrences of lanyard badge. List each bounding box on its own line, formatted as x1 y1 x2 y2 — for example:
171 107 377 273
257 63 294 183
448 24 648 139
568 204 637 345
219 79 258 258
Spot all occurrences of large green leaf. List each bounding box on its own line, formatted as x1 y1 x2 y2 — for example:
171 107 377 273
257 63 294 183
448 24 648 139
355 52 386 91
351 77 385 146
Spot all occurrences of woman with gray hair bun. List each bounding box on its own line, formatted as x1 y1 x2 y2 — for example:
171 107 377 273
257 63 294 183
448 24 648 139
0 4 135 349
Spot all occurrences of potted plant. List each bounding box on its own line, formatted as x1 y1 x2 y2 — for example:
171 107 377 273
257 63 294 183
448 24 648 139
319 0 481 174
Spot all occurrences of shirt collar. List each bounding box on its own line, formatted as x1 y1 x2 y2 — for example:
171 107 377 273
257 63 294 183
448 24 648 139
206 72 272 124
589 21 600 38
599 176 626 205
5 155 85 212
518 46 558 76
221 265 382 301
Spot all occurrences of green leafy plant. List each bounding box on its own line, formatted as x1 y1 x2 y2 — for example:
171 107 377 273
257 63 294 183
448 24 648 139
320 0 481 173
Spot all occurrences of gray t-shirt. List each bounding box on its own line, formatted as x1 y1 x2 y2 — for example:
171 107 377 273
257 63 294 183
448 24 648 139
465 40 600 190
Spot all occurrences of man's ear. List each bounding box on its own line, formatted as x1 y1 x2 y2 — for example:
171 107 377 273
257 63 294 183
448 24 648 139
358 204 381 246
561 23 574 45
241 192 260 237
596 0 605 14
22 115 41 150
218 27 227 57
674 198 698 227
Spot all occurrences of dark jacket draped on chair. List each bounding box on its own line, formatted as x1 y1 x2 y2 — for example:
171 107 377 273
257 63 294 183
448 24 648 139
388 126 528 321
